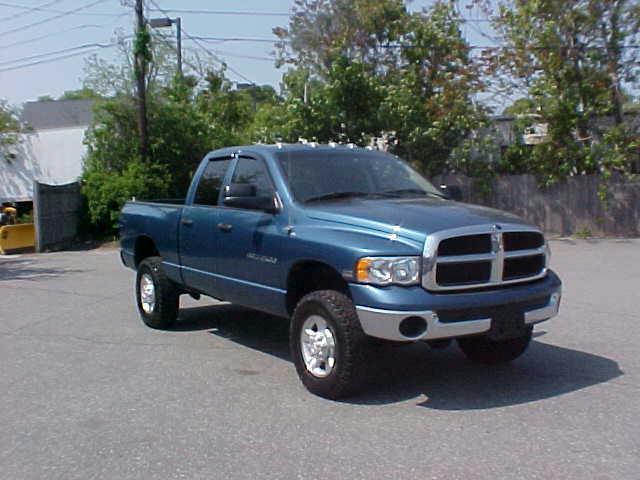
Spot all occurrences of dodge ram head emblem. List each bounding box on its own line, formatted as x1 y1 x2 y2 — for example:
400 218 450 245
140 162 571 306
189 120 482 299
492 224 502 231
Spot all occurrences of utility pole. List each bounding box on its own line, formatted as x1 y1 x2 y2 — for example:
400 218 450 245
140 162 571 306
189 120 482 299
175 17 182 77
135 0 149 160
149 17 182 78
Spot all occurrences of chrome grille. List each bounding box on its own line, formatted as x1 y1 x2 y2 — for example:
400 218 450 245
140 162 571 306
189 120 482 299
422 224 548 291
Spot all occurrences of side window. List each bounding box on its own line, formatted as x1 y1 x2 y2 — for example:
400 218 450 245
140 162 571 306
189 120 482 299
194 158 232 206
230 157 274 197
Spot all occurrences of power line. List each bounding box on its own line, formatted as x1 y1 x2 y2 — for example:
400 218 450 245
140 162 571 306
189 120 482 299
147 8 289 17
147 0 256 84
153 30 203 75
1 24 104 49
206 49 274 62
180 27 256 83
0 0 112 38
187 36 279 44
182 28 256 84
184 36 279 61
377 43 640 50
0 1 123 18
0 40 128 67
0 42 117 73
0 0 67 23
146 6 494 23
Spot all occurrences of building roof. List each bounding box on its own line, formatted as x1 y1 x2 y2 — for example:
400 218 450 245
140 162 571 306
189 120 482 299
20 99 95 130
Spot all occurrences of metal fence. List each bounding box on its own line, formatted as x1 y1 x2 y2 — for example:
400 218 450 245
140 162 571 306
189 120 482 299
33 181 82 252
433 174 640 237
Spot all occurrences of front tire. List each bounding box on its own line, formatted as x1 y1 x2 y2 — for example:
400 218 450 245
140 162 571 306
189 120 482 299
136 256 179 329
457 327 533 364
290 290 370 399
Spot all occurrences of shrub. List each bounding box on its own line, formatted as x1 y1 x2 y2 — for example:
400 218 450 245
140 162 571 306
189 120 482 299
82 158 169 235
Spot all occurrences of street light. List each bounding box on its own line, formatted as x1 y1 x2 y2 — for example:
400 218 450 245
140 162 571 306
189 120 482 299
149 17 182 77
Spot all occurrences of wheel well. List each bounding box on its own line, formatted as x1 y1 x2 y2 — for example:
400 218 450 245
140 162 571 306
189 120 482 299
286 261 350 315
134 236 159 266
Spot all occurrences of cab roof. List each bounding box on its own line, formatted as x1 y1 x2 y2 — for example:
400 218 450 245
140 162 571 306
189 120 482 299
209 143 380 158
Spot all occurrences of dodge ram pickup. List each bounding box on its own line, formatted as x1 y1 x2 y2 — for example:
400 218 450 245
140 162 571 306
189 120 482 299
120 144 562 399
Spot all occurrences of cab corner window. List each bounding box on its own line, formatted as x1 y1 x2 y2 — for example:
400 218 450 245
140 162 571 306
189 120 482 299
194 158 232 206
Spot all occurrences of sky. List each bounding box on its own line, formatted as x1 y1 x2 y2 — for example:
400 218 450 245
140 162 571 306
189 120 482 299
0 0 494 107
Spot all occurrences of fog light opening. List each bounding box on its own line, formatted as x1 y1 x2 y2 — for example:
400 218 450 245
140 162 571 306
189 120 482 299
399 316 428 338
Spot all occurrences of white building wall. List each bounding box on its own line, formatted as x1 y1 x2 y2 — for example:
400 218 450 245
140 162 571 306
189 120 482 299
0 126 87 203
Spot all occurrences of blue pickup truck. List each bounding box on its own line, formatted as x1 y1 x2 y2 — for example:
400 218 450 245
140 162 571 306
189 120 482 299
120 144 562 399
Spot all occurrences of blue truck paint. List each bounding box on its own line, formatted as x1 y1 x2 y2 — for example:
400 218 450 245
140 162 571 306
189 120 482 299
120 144 561 337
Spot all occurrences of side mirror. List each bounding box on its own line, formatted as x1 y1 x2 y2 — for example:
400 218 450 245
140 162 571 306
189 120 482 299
439 184 463 201
223 183 278 213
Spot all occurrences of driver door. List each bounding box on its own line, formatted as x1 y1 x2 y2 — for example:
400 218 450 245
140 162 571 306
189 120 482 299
214 155 285 311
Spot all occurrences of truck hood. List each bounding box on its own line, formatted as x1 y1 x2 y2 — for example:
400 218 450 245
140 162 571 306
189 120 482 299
305 197 531 241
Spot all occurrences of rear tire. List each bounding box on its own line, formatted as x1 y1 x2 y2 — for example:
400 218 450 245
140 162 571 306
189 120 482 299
136 256 179 329
290 290 370 399
457 327 533 364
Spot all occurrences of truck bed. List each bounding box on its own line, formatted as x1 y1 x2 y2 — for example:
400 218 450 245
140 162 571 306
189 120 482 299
119 199 184 281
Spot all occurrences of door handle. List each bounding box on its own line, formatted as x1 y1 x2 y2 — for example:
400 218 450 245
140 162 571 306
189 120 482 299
181 218 193 226
217 223 233 232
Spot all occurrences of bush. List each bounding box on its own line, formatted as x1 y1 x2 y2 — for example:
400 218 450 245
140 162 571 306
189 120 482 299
82 159 169 235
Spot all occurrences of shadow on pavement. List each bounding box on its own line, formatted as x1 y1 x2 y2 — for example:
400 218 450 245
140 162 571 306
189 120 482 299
174 303 623 410
172 303 291 361
0 258 84 281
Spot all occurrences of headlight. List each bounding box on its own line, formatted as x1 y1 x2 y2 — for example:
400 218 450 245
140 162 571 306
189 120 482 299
355 256 421 286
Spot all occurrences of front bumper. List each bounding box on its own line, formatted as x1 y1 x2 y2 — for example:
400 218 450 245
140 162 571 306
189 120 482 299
352 270 562 342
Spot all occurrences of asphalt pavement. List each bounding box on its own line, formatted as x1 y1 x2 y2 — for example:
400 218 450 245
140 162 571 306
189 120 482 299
0 239 639 479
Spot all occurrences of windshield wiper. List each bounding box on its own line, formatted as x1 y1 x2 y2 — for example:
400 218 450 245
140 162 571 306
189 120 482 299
304 191 373 203
381 188 446 199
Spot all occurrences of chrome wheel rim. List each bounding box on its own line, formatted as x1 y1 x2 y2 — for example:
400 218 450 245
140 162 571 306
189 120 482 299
140 273 156 314
300 314 336 378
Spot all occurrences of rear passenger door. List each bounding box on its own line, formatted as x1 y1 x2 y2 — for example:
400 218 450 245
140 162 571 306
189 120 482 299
179 156 233 296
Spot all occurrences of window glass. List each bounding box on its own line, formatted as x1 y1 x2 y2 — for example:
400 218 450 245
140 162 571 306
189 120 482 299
230 157 274 196
193 158 232 206
277 150 441 203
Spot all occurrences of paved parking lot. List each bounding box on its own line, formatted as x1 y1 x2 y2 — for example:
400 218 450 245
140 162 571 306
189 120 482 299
1 239 639 479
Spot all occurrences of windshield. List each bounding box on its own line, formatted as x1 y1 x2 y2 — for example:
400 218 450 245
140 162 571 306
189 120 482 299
276 149 443 203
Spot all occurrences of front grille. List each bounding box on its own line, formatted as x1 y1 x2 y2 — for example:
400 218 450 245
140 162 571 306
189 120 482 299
503 231 544 251
422 224 548 291
438 234 492 256
436 261 491 286
503 254 545 280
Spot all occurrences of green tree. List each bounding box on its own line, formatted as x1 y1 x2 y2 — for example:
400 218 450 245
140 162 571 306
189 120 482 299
0 100 23 159
267 0 485 175
58 87 102 101
484 0 640 183
80 37 275 234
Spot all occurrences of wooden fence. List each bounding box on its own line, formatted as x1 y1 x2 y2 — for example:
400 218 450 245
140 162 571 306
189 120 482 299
33 181 82 252
432 174 640 236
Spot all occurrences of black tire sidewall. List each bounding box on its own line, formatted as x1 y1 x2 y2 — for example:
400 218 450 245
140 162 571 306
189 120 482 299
290 290 369 399
135 257 178 329
291 298 342 389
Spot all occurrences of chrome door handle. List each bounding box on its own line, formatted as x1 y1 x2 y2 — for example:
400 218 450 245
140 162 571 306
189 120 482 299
181 218 193 226
217 223 232 232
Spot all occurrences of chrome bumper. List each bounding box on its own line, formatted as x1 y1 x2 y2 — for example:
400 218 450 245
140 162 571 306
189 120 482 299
356 291 561 342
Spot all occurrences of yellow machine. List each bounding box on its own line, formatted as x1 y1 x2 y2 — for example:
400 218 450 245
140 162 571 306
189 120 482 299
0 205 35 254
